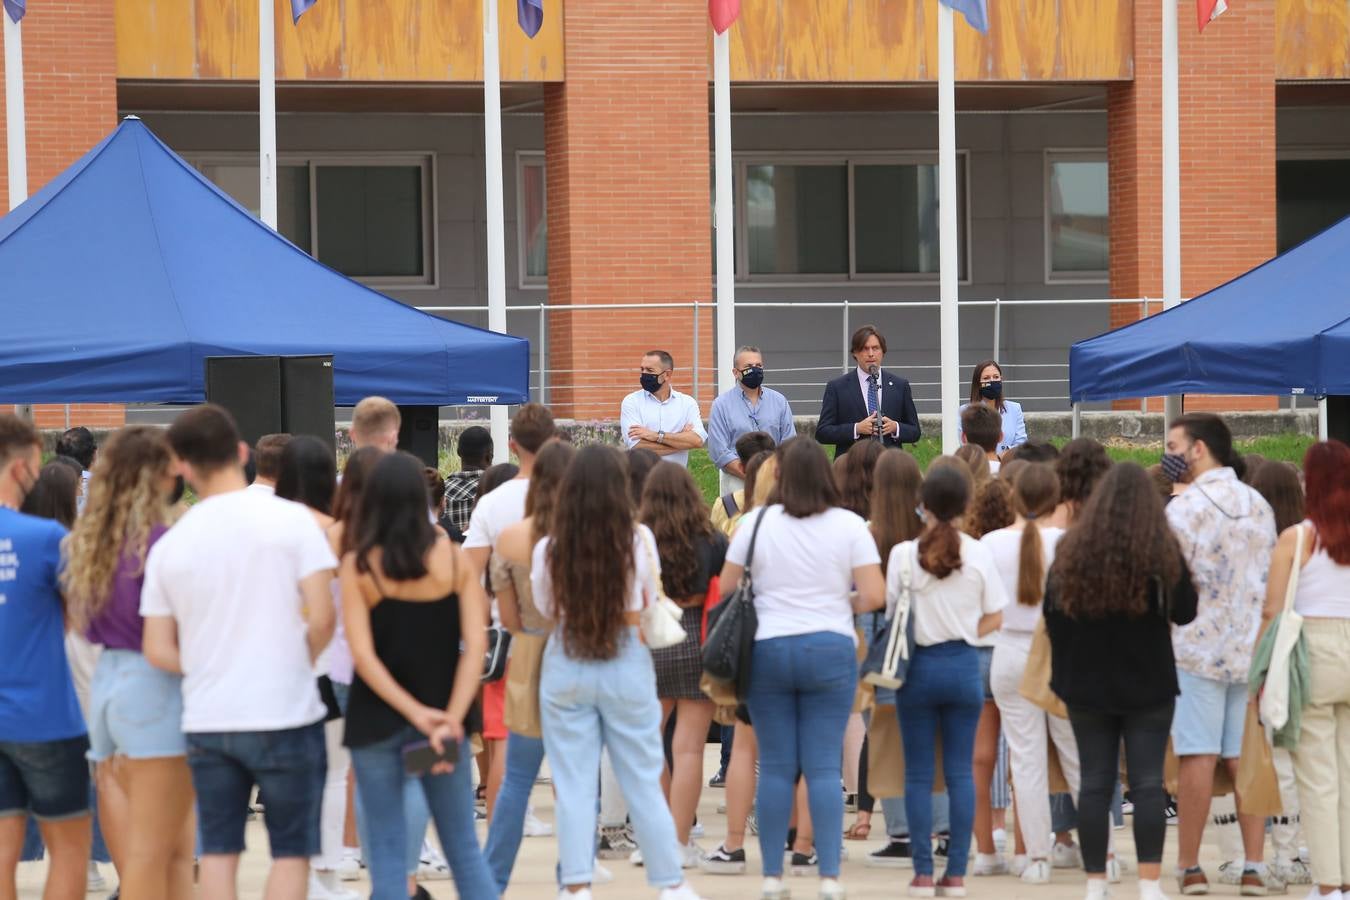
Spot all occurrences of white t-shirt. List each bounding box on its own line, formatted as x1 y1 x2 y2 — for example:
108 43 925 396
988 459 1002 476
463 478 530 551
887 532 1007 647
726 505 880 643
1293 522 1350 618
140 489 338 732
531 525 660 620
980 525 1063 634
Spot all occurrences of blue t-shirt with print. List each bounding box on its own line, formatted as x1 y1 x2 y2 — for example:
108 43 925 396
0 508 85 742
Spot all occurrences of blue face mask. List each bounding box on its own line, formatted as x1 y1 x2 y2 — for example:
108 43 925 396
640 372 662 394
979 381 1003 401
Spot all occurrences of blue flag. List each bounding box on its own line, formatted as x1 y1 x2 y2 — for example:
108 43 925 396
291 0 317 23
940 0 987 33
3 0 25 24
518 0 543 37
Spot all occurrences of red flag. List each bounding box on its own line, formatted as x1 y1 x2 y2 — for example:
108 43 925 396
1198 0 1227 31
709 0 739 34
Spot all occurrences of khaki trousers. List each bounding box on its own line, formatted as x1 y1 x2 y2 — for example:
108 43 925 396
1292 618 1350 887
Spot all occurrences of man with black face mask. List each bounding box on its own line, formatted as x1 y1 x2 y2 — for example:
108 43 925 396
0 413 94 900
707 346 796 493
620 350 707 468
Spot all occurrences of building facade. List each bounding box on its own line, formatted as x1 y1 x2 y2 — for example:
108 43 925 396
3 0 1347 426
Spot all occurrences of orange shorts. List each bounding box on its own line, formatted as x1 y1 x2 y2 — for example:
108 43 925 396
481 677 508 741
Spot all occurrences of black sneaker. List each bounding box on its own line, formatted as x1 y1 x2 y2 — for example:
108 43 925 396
412 886 433 900
1165 799 1179 824
935 833 951 859
845 792 858 812
699 844 746 875
708 771 726 788
866 839 914 869
790 850 819 876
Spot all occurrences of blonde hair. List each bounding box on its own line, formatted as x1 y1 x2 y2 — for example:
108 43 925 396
62 427 174 631
351 397 401 443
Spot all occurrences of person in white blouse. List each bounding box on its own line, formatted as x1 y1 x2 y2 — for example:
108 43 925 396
887 460 1006 899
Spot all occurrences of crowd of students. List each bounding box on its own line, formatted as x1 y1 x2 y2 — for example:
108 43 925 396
0 398 1347 900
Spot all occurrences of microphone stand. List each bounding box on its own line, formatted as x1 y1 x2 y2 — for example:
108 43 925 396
869 365 883 443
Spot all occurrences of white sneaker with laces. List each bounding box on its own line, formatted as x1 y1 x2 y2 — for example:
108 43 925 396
1021 860 1053 885
691 821 705 838
337 849 363 881
1219 860 1246 886
630 848 645 867
417 840 450 881
1011 855 1031 877
307 870 360 900
1053 841 1084 869
659 882 707 900
760 876 791 900
819 878 847 899
681 842 704 869
1085 878 1111 900
87 862 108 893
1273 860 1312 886
1139 878 1171 900
973 854 1009 876
592 861 613 884
524 807 554 837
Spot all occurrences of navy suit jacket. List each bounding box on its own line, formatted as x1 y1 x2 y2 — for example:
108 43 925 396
815 368 921 456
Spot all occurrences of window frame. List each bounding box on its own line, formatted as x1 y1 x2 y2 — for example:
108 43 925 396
516 150 548 291
1043 148 1110 285
188 151 439 289
735 150 972 287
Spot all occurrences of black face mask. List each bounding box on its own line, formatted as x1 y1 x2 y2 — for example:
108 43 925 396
740 367 764 390
640 372 663 394
169 475 187 505
979 381 1003 401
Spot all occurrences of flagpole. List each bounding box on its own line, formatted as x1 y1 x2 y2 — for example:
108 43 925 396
484 0 509 463
713 28 735 401
259 0 278 229
1161 0 1182 424
937 1 960 456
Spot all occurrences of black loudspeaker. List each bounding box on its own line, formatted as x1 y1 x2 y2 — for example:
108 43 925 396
1328 396 1350 445
280 356 335 449
204 356 283 447
398 405 440 468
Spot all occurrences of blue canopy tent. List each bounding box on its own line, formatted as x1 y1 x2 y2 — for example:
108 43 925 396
0 118 529 407
1069 218 1350 405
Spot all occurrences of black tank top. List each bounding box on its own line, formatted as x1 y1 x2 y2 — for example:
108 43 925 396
344 592 461 748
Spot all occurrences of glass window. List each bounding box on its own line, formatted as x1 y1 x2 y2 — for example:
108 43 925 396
1277 158 1350 253
746 164 848 275
1047 156 1109 276
520 160 548 279
854 163 966 276
315 165 424 279
197 163 310 251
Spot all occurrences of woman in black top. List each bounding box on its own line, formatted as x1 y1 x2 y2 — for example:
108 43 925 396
340 452 496 900
639 463 729 855
1043 463 1197 900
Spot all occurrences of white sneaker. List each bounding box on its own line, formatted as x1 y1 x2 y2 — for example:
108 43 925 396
993 828 1008 855
659 883 707 900
1085 878 1111 900
1108 857 1124 884
524 807 554 837
87 862 107 893
973 853 1009 876
1301 889 1341 900
558 889 593 900
337 849 363 881
819 878 847 899
1010 855 1031 877
1219 861 1245 886
592 861 614 884
760 876 791 900
1021 860 1053 885
1273 860 1313 886
631 848 645 867
1053 841 1085 869
1139 878 1171 900
308 870 360 900
417 840 450 880
681 841 704 870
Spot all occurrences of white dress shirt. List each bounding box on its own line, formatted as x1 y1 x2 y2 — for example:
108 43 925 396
619 387 707 467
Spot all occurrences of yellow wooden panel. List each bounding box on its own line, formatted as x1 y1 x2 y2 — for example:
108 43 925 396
277 0 344 80
115 0 196 79
193 0 256 79
500 0 565 80
1276 0 1350 79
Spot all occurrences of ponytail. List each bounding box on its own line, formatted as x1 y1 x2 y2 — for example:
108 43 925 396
919 519 963 579
1010 462 1060 606
1017 520 1044 606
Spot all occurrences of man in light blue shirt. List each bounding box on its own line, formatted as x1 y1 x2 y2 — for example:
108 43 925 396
707 346 796 492
620 350 707 468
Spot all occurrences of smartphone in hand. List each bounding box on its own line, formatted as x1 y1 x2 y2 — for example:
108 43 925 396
402 738 459 776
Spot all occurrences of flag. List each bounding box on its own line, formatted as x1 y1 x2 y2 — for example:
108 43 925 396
3 0 24 23
1198 0 1227 31
518 0 543 38
709 0 738 34
940 0 987 34
290 0 316 23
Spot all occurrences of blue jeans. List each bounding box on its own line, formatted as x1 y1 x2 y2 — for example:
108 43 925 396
539 627 682 889
349 725 497 900
897 641 983 878
483 732 547 893
746 631 857 879
873 686 951 840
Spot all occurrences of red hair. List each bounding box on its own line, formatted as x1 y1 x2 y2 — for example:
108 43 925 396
1304 441 1350 565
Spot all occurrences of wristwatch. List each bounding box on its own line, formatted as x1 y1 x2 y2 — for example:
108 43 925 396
657 431 666 444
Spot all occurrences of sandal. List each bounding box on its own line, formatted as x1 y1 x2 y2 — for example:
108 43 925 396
844 815 872 841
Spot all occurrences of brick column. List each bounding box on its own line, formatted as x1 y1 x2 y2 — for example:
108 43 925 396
1108 0 1276 413
1 0 124 427
543 0 713 420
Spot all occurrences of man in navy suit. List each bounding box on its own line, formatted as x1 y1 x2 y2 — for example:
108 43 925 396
815 324 921 456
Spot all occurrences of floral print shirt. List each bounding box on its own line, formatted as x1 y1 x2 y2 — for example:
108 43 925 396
1165 466 1276 683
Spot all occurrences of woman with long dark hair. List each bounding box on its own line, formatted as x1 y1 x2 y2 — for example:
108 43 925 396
341 452 496 900
958 361 1026 455
720 437 884 900
641 464 728 861
835 440 885 519
1044 463 1197 900
532 445 704 900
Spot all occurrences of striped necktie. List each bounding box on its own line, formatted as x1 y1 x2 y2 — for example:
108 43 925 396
867 375 878 416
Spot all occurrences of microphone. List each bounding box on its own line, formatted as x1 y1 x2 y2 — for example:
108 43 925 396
867 365 883 441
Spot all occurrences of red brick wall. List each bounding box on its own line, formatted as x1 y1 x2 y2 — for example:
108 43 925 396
1 0 124 427
1108 0 1277 413
543 0 713 420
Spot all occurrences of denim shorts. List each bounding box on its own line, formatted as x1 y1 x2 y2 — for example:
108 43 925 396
187 720 326 857
1171 669 1247 758
87 649 186 762
0 735 91 821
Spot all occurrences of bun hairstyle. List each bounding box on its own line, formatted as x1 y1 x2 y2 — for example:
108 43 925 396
918 460 972 579
1011 463 1061 606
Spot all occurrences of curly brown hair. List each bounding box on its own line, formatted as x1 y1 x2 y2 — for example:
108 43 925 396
835 440 885 518
871 450 923 573
964 478 1014 538
525 440 577 542
1055 438 1112 518
640 463 715 599
549 445 635 660
1052 462 1183 620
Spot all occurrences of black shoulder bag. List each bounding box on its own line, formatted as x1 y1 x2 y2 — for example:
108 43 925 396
701 507 766 700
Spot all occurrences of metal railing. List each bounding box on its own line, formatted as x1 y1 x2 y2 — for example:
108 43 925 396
416 296 1171 413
